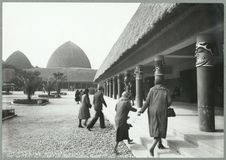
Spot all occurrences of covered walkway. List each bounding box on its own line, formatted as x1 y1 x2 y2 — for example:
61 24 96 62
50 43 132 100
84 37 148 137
95 3 223 139
102 96 224 158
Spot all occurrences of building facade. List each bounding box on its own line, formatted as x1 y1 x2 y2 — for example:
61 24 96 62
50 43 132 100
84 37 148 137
94 3 224 132
3 41 97 91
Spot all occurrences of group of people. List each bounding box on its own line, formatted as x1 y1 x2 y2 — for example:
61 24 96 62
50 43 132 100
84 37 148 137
74 89 84 104
75 76 172 157
76 87 107 129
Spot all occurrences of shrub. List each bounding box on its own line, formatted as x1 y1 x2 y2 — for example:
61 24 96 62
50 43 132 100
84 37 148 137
15 71 42 100
13 99 49 105
53 72 67 97
38 94 61 98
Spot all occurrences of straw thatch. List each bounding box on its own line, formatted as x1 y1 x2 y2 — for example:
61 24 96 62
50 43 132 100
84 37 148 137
94 3 195 81
5 51 33 69
47 41 91 69
27 67 97 82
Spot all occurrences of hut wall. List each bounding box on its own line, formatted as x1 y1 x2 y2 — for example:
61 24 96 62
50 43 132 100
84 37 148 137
2 68 15 83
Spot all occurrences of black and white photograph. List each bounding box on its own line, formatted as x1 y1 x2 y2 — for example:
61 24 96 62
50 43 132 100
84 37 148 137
2 1 224 159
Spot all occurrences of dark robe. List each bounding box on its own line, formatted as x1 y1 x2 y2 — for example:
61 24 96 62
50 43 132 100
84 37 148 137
78 94 91 119
75 90 81 102
115 97 137 142
139 84 172 138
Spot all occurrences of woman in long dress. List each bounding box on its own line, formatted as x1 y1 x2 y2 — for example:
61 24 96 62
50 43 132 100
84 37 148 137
138 77 172 157
78 89 91 128
114 91 137 153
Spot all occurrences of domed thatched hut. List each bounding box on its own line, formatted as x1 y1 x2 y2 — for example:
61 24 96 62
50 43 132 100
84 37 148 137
5 50 33 69
3 41 97 91
47 41 91 69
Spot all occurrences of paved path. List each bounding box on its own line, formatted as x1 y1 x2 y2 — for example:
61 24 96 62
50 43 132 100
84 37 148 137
102 96 224 158
2 91 133 158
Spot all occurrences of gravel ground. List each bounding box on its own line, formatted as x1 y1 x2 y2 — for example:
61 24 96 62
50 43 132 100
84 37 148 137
2 92 134 158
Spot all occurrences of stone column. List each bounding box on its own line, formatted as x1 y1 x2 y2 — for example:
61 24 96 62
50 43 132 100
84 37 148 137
104 81 107 96
154 55 165 83
117 74 123 99
103 82 105 95
135 65 143 108
109 78 113 98
124 71 130 92
113 76 117 99
68 82 70 91
195 34 215 132
86 83 88 89
107 80 110 97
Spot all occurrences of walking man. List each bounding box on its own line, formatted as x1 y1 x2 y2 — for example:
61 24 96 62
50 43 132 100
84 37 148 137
87 86 107 131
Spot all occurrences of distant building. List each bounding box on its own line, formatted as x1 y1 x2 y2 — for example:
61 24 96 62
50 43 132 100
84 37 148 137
3 41 97 91
5 50 33 69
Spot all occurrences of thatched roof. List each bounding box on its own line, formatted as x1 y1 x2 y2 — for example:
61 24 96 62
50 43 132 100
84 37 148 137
94 3 193 81
2 68 16 83
27 67 97 82
5 51 33 69
47 41 91 68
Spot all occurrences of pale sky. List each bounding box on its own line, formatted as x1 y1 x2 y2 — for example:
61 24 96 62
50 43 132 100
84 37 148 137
2 3 140 69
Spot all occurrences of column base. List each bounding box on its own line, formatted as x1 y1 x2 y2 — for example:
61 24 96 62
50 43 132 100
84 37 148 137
198 105 215 132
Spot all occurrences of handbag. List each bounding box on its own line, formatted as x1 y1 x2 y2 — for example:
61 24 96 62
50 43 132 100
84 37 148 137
167 107 176 117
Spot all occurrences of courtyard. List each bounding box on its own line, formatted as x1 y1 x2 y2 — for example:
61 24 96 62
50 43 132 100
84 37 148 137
2 91 224 158
2 91 133 158
2 2 224 159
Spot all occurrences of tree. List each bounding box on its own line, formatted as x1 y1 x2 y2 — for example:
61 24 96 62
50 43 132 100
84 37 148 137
16 70 42 100
45 77 56 96
53 72 67 96
3 63 23 91
11 75 24 91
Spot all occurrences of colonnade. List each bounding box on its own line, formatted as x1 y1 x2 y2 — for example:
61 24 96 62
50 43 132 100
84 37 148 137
99 34 216 132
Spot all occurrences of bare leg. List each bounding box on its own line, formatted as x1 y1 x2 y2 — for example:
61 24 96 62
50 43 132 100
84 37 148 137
127 131 134 144
84 119 88 126
150 137 160 157
114 142 119 154
78 119 83 128
127 138 134 144
158 138 166 149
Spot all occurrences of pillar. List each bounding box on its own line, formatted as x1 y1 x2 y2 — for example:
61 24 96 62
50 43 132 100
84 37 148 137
85 83 87 89
154 55 165 83
135 65 143 108
107 80 110 97
113 76 117 99
130 73 136 105
109 79 111 97
195 34 215 132
109 78 112 98
117 74 123 99
124 71 130 92
104 81 107 96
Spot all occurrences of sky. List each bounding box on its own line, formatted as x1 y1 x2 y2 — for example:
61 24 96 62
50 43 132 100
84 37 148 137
2 3 140 69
